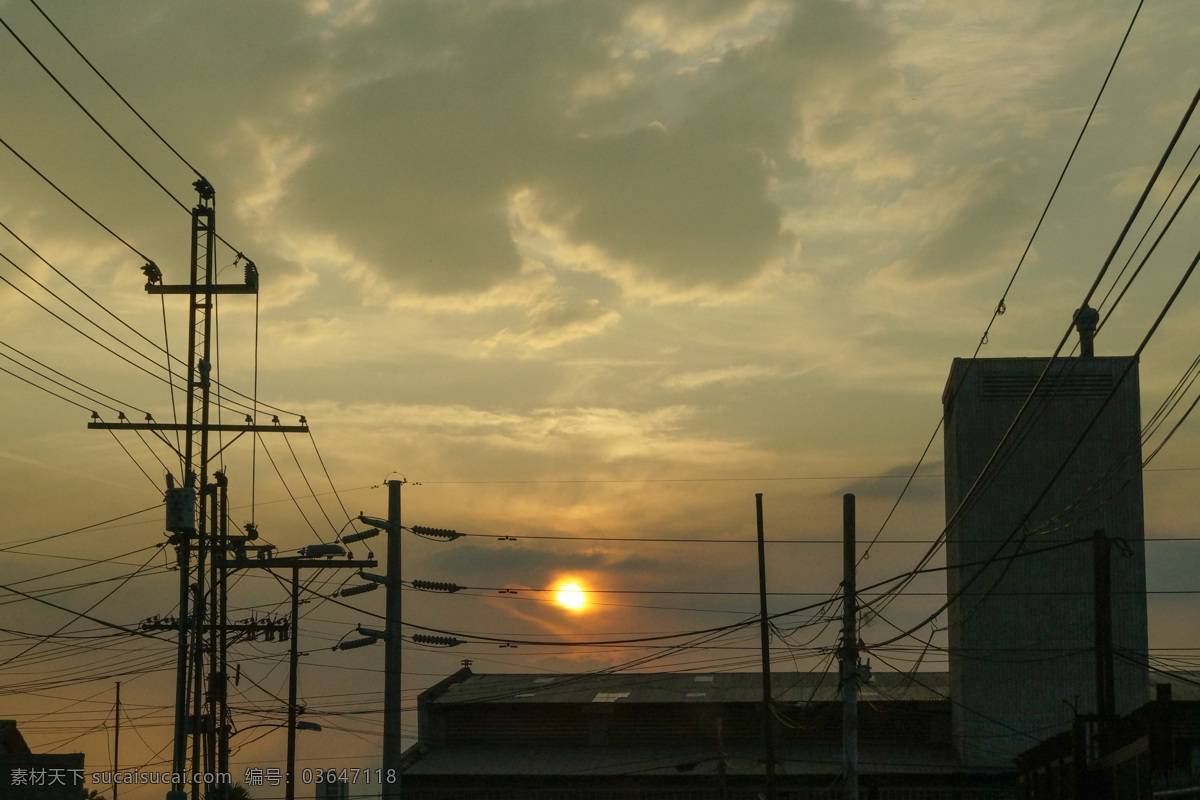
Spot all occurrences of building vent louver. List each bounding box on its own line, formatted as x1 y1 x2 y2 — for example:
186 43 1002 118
981 373 1111 400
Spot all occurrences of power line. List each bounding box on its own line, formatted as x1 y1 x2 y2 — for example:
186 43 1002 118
0 133 151 261
0 9 191 213
856 0 1149 567
23 0 205 179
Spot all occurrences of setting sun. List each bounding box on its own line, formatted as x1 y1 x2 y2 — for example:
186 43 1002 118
556 583 586 610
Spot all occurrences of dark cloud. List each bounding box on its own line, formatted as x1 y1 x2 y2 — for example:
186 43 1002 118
263 0 895 295
1 0 901 298
535 126 786 285
836 460 945 502
280 1 618 293
423 542 666 584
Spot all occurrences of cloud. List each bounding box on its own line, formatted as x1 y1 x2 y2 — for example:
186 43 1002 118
836 460 945 503
530 125 790 287
873 159 1035 285
216 0 865 300
483 296 621 352
661 364 781 390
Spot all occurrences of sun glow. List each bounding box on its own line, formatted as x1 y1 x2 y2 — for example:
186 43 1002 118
556 583 586 610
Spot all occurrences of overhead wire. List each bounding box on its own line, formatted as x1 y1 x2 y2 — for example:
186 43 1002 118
866 232 1200 649
855 0 1149 567
1096 138 1200 322
0 9 191 213
0 133 152 261
860 81 1200 635
255 432 325 543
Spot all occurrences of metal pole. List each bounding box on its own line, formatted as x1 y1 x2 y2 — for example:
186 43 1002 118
206 479 220 782
169 540 189 800
287 566 299 800
717 717 728 800
1094 530 1115 719
217 476 230 799
190 576 202 800
842 493 859 800
114 682 120 800
755 493 776 800
383 479 403 799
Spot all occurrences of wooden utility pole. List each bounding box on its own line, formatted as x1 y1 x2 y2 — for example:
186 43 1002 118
755 493 776 800
841 493 859 800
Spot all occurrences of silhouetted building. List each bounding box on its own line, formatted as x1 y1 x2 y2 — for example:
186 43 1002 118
402 667 1018 799
0 720 85 800
1017 677 1200 798
942 353 1148 767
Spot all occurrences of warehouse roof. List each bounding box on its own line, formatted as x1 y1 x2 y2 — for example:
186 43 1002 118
403 742 973 777
428 670 950 706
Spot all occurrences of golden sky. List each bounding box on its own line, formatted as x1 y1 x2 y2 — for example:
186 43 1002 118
2 0 1200 795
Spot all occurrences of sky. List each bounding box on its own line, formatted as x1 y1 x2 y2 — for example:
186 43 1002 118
1 0 1200 796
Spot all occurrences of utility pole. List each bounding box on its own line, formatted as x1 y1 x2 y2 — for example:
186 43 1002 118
755 493 776 800
218 548 376 800
287 566 300 800
88 180 308 800
384 479 403 800
214 473 231 800
113 682 120 800
841 493 859 800
338 481 465 799
716 717 728 800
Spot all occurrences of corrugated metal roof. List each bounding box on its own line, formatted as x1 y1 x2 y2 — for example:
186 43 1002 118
428 669 1199 706
430 671 950 705
403 742 971 777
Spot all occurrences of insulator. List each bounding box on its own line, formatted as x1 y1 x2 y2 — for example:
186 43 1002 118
412 634 462 647
193 177 215 200
301 543 345 558
412 525 464 541
340 582 381 597
412 580 463 593
338 636 377 651
244 260 259 290
342 528 380 544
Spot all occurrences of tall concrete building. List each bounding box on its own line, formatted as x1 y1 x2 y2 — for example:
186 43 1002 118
942 342 1148 767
